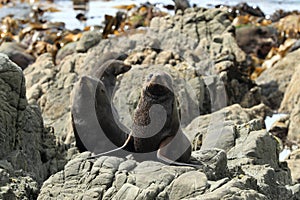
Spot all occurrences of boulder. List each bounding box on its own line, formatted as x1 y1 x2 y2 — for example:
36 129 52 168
286 149 300 183
184 103 272 151
55 42 77 65
0 53 67 198
256 49 300 110
279 64 300 143
76 31 102 53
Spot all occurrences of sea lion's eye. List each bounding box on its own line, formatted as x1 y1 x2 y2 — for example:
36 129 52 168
147 73 153 81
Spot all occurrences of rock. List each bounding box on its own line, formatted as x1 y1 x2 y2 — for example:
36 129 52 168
24 53 85 142
155 51 173 65
191 176 268 200
269 115 289 146
38 153 195 199
76 31 102 53
257 49 300 110
286 149 300 183
55 42 77 64
37 103 299 199
0 53 67 198
2 5 299 199
0 42 35 70
191 149 228 180
167 171 208 199
184 103 272 151
287 183 300 199
227 120 295 199
278 64 300 143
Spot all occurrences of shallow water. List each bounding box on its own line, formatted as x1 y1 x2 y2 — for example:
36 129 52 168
44 0 300 30
1 0 300 30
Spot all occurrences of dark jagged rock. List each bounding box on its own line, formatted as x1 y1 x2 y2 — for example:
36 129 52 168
257 49 300 110
0 53 68 198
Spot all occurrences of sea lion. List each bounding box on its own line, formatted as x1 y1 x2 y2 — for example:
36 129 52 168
91 71 193 165
71 59 131 153
131 71 191 163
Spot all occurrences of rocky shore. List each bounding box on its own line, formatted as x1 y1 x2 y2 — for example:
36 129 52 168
1 1 300 199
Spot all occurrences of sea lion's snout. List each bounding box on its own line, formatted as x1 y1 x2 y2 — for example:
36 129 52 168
144 71 173 97
146 83 169 97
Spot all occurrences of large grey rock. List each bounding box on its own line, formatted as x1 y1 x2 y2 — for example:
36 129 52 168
189 176 268 200
287 149 300 183
256 49 300 110
184 103 272 151
0 53 67 198
76 31 102 53
191 149 228 180
24 53 85 142
227 120 294 199
55 42 77 64
38 153 194 200
279 64 300 142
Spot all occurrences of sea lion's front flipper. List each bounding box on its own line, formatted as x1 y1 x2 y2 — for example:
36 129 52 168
94 80 133 152
72 76 124 154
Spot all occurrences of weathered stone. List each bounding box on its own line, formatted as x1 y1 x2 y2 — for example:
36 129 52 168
167 171 208 199
76 31 102 53
55 42 77 64
155 51 173 65
0 53 67 198
279 64 300 144
192 176 268 200
287 149 300 183
184 104 271 151
192 149 228 180
257 49 300 109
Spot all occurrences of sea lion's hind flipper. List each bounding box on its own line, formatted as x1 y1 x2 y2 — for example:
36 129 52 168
87 134 134 159
157 132 199 168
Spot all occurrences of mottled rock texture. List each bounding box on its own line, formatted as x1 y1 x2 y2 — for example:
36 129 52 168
0 53 67 199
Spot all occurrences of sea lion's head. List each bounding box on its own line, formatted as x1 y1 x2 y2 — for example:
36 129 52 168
103 60 131 76
143 71 174 102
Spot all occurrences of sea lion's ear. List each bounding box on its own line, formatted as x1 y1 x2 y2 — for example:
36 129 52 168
112 61 131 75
